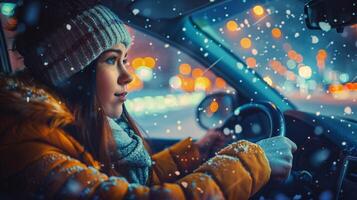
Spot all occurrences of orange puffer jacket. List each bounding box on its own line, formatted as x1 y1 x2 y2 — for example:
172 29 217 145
0 73 271 200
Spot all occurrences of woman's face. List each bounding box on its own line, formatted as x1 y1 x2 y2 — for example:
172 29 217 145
96 43 133 118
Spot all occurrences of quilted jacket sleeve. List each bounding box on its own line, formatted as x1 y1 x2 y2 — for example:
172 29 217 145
17 140 270 200
150 137 202 184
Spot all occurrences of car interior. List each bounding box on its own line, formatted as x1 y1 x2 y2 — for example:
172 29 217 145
1 0 356 199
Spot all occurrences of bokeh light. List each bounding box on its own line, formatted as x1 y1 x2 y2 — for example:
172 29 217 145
226 20 239 32
169 76 182 89
240 37 252 49
195 76 211 91
269 60 287 75
209 101 219 113
179 63 192 75
192 68 204 78
296 54 303 63
272 28 282 39
286 71 296 81
181 77 195 92
288 50 298 60
131 57 145 69
329 84 344 93
317 49 327 60
263 76 273 86
346 83 357 91
298 65 312 79
144 57 156 68
1 3 16 16
252 5 265 16
246 57 257 68
131 57 156 69
339 73 349 83
287 59 296 69
215 77 226 89
136 66 153 81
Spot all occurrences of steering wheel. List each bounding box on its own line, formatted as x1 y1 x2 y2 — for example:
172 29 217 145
204 101 285 158
220 101 286 140
218 102 313 199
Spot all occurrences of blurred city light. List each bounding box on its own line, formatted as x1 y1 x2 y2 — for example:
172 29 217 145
131 56 156 69
329 84 344 93
143 57 156 68
269 60 287 75
126 92 205 116
246 57 257 68
179 63 192 75
131 57 145 69
288 50 298 60
192 68 204 78
209 101 219 113
263 76 273 86
252 5 265 16
287 59 297 69
1 3 16 17
346 83 357 91
339 73 349 83
286 71 296 81
181 77 195 92
298 65 312 79
316 49 327 70
195 76 211 91
215 77 226 89
226 20 239 32
240 37 252 49
136 66 153 81
169 76 182 89
317 49 327 60
271 28 282 39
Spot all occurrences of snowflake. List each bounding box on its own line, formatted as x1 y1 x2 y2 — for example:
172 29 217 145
132 8 140 15
344 106 352 115
66 24 71 30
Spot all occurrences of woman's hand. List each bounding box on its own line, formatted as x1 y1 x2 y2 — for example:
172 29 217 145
256 136 297 181
194 129 231 161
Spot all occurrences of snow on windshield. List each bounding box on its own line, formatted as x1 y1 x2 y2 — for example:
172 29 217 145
192 0 356 120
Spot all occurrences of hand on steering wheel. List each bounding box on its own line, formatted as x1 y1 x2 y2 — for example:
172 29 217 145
257 136 297 181
196 101 288 160
194 129 232 161
205 101 297 181
225 102 298 181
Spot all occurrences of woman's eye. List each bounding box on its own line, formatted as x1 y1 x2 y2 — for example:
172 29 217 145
105 56 117 65
123 59 128 65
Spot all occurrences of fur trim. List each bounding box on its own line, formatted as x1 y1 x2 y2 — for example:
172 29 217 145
0 72 74 131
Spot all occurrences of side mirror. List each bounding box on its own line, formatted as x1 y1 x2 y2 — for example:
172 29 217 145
304 0 357 33
196 92 237 130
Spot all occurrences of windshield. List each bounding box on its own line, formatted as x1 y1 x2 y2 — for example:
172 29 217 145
192 0 356 120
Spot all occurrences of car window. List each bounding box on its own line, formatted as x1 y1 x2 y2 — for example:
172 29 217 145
0 2 236 140
125 27 236 139
192 0 356 119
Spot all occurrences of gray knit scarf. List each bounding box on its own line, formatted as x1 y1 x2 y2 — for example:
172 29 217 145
107 117 152 185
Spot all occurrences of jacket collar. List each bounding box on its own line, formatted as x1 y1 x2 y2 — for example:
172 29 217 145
0 72 101 177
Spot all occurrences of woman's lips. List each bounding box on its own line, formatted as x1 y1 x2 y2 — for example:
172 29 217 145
114 92 128 101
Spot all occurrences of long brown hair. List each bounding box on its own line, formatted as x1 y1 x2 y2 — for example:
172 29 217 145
12 0 149 176
51 59 149 176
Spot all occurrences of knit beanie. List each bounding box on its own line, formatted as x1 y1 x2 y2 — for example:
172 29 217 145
14 0 131 86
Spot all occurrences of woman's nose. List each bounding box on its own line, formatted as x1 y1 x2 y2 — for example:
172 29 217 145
117 67 133 86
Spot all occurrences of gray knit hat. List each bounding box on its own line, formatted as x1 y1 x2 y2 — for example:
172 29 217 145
15 1 131 86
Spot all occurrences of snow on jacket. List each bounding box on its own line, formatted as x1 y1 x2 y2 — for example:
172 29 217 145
0 73 271 199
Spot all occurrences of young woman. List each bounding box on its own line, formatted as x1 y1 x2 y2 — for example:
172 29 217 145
0 1 296 199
